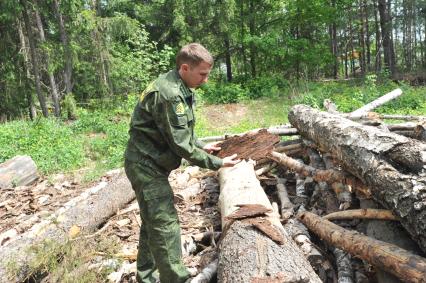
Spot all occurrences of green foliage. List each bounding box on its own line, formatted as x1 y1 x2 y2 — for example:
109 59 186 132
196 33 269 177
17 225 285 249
200 82 248 104
244 75 289 99
294 77 426 115
62 94 78 120
0 119 85 174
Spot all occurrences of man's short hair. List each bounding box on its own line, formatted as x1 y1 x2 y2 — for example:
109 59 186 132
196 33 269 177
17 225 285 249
176 43 213 69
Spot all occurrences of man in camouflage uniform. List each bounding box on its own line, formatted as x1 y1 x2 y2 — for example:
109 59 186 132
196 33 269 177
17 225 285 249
124 43 239 283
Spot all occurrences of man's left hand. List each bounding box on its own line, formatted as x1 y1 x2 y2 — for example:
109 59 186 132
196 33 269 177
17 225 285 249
203 141 222 154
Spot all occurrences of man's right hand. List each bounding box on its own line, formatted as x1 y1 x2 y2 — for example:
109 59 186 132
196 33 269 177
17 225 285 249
222 154 241 167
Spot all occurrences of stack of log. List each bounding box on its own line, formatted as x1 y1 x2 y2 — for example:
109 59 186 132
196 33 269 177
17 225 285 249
205 88 426 283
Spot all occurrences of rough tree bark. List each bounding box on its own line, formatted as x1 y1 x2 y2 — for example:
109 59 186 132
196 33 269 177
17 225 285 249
0 171 135 282
34 3 61 117
299 211 426 283
289 105 426 252
217 161 321 283
20 0 49 117
53 0 73 97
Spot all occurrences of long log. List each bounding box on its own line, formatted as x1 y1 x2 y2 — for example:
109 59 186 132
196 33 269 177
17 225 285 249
345 113 426 121
289 105 426 252
324 209 398 221
348 88 403 119
217 161 321 283
0 171 135 282
0 156 38 189
299 211 426 283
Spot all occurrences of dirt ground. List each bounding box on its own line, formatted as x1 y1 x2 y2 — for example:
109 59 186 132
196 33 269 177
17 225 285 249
201 103 248 132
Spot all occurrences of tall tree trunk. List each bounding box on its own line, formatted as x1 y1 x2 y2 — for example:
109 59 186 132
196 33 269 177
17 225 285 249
53 0 73 97
224 35 233 82
20 0 49 118
375 0 382 72
239 0 248 77
91 0 112 96
248 0 256 78
349 18 356 75
344 29 349 78
329 0 338 78
365 0 371 70
359 0 366 75
34 4 61 117
378 0 396 76
17 19 37 120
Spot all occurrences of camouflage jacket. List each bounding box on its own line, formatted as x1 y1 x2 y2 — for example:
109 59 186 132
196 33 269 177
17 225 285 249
125 70 223 173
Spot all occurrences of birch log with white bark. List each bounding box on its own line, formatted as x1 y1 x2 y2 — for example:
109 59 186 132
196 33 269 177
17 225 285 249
0 171 135 282
348 88 402 119
289 105 426 252
217 161 321 283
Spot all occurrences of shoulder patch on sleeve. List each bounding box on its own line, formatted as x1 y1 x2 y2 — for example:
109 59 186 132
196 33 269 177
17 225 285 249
139 81 156 102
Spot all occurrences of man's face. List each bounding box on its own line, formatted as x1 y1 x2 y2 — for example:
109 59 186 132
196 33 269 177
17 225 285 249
180 61 212 88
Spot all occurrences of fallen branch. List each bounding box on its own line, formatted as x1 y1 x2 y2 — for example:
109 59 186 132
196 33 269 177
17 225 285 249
269 151 371 198
324 209 398 221
348 88 402 119
276 178 293 219
299 211 426 283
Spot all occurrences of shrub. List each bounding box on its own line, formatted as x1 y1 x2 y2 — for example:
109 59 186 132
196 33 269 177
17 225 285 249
200 82 248 104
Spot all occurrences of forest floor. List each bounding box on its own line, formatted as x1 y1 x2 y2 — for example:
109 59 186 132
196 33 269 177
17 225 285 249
0 101 266 282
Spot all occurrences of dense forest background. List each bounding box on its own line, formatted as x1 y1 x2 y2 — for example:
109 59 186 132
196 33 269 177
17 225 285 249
1 0 426 120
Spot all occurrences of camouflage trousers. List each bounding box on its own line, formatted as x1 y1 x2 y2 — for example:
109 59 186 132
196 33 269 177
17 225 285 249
124 159 190 283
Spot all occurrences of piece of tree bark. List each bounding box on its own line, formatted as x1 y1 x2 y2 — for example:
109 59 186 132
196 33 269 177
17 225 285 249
0 156 38 189
324 209 398 221
199 124 296 143
414 122 426 141
299 211 426 283
348 88 402 119
0 171 135 282
289 105 426 252
217 161 321 283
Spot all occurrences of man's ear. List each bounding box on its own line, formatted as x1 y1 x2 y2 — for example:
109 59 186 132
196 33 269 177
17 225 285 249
180 63 190 72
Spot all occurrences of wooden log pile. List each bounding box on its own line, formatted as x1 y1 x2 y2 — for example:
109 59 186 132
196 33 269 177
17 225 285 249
209 90 426 282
